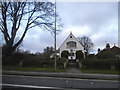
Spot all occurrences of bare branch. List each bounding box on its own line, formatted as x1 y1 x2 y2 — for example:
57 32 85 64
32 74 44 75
1 1 62 55
16 2 26 30
78 36 94 53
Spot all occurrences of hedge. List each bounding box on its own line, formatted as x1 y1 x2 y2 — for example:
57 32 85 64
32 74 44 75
22 55 53 67
3 51 67 69
2 52 24 66
23 57 67 68
81 58 119 70
76 50 84 59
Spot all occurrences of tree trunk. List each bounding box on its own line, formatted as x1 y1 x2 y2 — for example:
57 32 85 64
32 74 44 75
2 44 16 56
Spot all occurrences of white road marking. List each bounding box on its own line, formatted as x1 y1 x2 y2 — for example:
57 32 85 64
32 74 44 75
66 80 69 83
1 83 64 89
91 82 93 85
1 83 80 90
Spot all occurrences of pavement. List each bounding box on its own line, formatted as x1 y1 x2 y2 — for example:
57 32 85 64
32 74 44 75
2 70 119 80
66 67 81 73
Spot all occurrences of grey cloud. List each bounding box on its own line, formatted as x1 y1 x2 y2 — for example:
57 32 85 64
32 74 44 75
21 2 118 53
21 27 54 53
57 2 117 34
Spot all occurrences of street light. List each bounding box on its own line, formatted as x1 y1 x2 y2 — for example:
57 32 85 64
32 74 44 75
54 0 57 71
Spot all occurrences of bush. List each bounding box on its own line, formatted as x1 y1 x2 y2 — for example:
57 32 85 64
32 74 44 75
57 57 67 68
2 50 54 67
76 50 84 60
3 50 67 69
97 51 117 59
61 51 69 59
22 55 53 67
50 57 67 69
81 58 119 70
2 52 24 66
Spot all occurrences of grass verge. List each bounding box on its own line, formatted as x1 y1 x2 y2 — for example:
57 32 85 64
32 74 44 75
81 69 118 75
3 66 118 75
3 66 65 72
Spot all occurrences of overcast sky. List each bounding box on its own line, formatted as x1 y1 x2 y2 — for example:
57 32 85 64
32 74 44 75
21 2 118 54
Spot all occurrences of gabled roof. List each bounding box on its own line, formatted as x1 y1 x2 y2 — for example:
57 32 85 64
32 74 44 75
98 45 120 55
58 32 83 49
111 46 120 54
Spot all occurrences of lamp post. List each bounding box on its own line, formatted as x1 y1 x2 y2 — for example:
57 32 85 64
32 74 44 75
54 0 57 71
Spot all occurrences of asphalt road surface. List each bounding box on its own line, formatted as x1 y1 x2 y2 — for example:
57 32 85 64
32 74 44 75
2 75 119 90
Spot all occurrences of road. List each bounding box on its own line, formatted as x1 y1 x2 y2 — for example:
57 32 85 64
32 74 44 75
2 75 119 90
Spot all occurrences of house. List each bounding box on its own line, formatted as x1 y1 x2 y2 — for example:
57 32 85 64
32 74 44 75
58 32 85 60
97 43 120 59
44 46 54 54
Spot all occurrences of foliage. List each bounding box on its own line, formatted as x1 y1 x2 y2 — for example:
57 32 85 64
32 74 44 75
88 54 95 58
22 54 53 67
61 50 69 59
2 49 50 66
3 49 67 69
76 50 84 60
56 57 67 68
81 69 118 75
1 2 62 56
81 58 119 70
77 36 94 53
2 51 24 66
97 50 117 59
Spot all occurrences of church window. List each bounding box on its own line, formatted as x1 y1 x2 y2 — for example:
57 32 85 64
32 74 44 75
70 36 72 38
66 41 76 48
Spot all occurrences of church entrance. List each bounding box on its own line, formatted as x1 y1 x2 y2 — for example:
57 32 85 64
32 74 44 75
68 49 75 60
68 53 74 60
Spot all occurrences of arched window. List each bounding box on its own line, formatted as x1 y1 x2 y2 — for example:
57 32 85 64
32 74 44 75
66 41 76 48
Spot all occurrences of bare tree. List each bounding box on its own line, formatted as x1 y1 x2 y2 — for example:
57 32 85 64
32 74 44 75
0 1 62 55
77 36 94 53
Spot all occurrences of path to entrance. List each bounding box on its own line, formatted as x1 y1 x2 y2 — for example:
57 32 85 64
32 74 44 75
66 67 81 73
66 60 81 73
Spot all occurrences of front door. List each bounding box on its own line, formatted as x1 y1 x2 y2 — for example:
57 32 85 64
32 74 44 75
68 49 75 60
70 53 74 60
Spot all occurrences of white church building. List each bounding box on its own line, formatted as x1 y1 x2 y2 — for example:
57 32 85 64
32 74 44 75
58 32 85 60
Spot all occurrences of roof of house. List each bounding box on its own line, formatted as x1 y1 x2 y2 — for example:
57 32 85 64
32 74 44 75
98 45 120 55
58 32 84 50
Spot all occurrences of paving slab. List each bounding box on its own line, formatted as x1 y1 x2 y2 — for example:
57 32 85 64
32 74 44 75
2 70 119 80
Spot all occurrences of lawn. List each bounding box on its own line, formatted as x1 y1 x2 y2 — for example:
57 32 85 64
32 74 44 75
3 66 65 72
81 69 118 75
3 66 118 75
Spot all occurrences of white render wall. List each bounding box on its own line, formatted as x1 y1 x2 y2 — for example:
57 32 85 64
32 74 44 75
59 33 85 60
